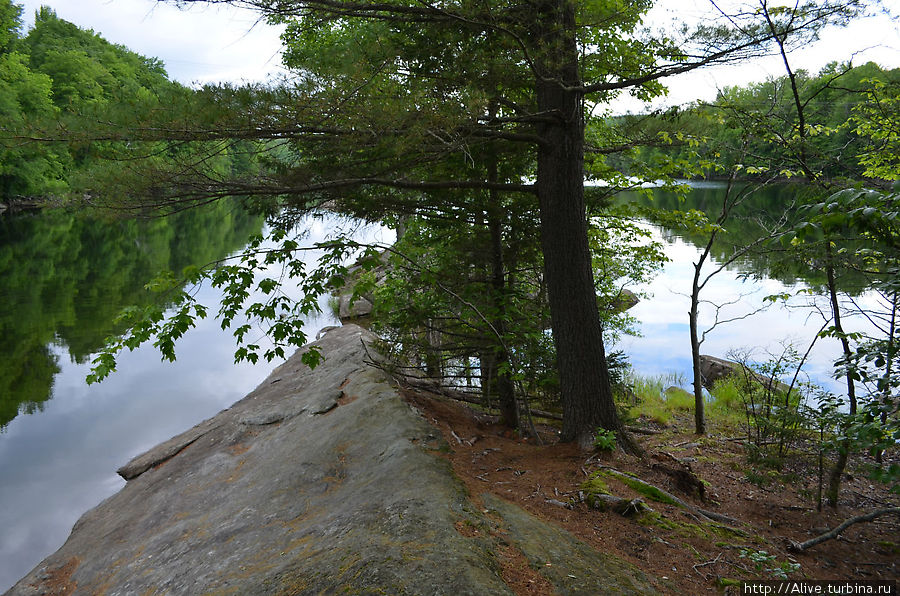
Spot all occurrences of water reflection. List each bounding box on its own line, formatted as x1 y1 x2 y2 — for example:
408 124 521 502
622 182 871 293
0 204 390 592
616 183 876 395
0 203 266 430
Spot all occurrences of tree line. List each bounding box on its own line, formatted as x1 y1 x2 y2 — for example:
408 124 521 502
0 2 258 203
608 60 899 183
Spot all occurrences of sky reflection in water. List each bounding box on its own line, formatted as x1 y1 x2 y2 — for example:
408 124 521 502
0 213 393 592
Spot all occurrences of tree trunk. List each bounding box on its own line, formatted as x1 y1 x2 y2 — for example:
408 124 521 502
488 204 518 428
690 262 706 435
824 244 857 507
485 144 518 428
532 0 624 448
424 321 442 378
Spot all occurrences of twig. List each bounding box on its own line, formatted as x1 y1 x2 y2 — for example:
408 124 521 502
693 553 723 579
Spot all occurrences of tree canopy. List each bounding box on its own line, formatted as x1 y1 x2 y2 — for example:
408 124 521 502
28 0 877 448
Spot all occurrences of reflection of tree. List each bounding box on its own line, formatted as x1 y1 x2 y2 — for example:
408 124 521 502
626 185 868 294
0 343 58 427
0 201 264 429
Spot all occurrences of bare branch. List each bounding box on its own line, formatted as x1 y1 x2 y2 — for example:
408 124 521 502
789 507 900 552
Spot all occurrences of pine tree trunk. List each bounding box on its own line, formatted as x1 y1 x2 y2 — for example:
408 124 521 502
488 204 518 428
532 0 624 447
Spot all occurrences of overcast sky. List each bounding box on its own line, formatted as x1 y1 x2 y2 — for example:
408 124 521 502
18 0 288 85
16 0 900 108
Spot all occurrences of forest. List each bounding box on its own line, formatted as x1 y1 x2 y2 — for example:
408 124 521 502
0 0 898 587
609 61 900 182
0 2 255 202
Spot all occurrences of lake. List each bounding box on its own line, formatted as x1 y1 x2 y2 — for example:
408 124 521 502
0 185 874 591
0 203 391 591
615 182 876 396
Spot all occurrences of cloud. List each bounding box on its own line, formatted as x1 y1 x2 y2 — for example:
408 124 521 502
18 0 285 84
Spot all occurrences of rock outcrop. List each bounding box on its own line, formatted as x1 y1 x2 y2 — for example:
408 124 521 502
8 324 654 595
333 251 390 323
699 354 792 394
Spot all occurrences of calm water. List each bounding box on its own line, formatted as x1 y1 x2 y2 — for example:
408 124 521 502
617 182 876 395
0 186 874 590
0 204 391 592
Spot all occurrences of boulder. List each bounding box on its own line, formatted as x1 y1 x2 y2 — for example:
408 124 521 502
337 293 374 320
699 354 792 394
610 288 639 313
7 325 655 595
333 250 389 323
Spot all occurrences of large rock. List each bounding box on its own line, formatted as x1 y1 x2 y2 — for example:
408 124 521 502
7 325 655 595
699 354 791 394
334 251 389 323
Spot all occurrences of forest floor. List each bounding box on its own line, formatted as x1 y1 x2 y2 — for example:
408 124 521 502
402 387 899 595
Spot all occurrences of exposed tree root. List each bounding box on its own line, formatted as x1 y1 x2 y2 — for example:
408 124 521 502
598 466 738 526
585 493 653 516
651 451 707 502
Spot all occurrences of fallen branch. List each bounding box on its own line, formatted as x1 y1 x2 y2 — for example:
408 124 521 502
401 377 483 404
545 498 572 509
626 426 663 435
693 553 723 579
788 507 900 552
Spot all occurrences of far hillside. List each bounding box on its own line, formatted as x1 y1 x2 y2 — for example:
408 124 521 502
0 2 252 204
604 61 900 183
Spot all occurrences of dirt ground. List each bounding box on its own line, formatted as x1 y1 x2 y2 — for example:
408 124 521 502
403 387 899 595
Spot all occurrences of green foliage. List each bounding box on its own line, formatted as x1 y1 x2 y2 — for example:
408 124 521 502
619 372 692 426
0 3 260 202
592 428 617 452
369 208 557 409
707 376 751 429
719 347 812 456
853 79 900 180
613 62 900 182
365 196 664 418
739 549 800 580
0 0 22 54
0 50 68 197
87 219 361 384
780 187 900 497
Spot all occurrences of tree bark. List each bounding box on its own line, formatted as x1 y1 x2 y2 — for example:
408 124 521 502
487 150 518 428
488 213 518 428
532 0 625 448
